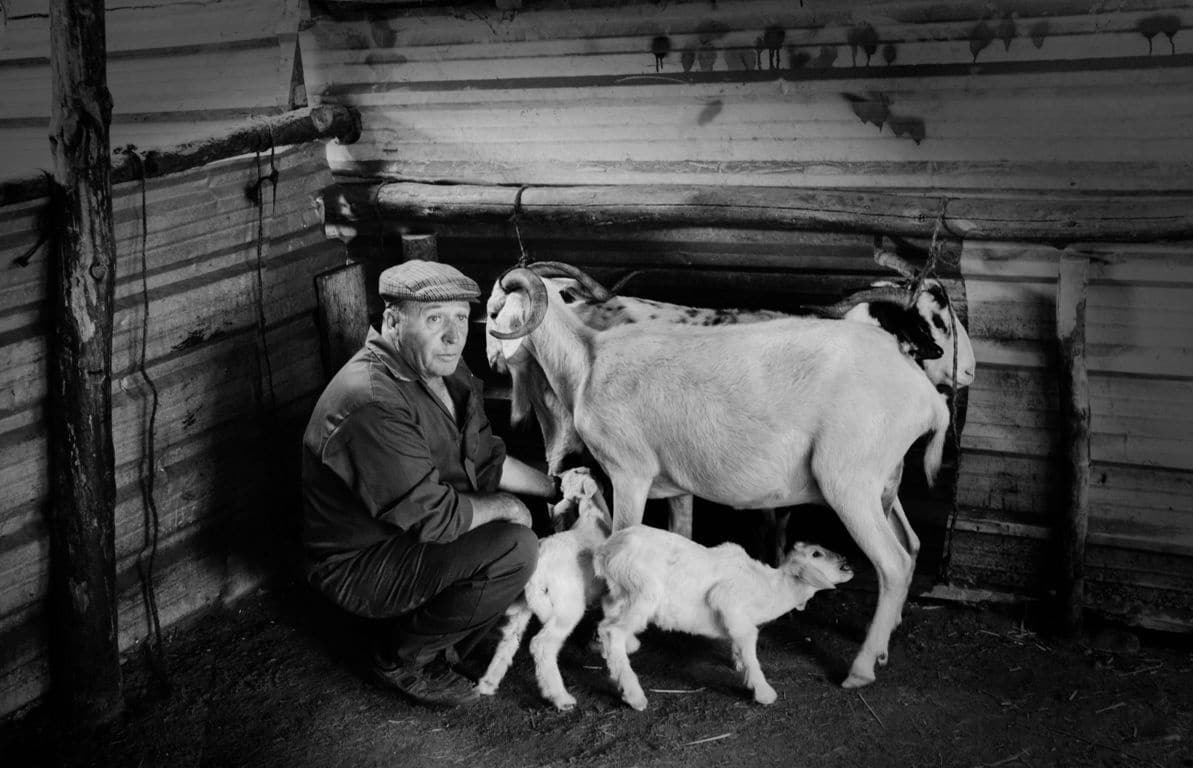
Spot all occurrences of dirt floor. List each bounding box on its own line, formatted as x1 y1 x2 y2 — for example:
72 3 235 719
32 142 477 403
4 579 1191 768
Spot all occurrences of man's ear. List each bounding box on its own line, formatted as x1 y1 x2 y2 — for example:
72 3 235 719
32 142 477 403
383 304 401 331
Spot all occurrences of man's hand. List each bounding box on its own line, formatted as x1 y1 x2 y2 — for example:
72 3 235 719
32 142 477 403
464 492 533 530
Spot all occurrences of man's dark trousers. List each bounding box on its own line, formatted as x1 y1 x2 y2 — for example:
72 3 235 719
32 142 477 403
310 522 538 667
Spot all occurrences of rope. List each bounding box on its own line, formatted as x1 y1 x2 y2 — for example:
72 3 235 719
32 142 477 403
919 200 965 582
12 172 55 267
510 185 531 267
122 146 169 686
250 136 278 412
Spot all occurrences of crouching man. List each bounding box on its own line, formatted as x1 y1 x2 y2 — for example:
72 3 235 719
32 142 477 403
301 260 560 707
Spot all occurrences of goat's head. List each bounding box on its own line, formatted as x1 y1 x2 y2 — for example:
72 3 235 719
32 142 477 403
549 466 610 533
485 266 549 372
826 278 976 391
782 542 854 605
487 262 611 346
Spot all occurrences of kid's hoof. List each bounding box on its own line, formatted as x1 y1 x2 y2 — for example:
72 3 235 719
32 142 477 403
624 693 648 711
550 694 577 711
753 686 777 705
841 672 875 689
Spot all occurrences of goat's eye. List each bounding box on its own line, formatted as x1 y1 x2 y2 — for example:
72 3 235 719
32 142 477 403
489 311 498 320
813 550 822 558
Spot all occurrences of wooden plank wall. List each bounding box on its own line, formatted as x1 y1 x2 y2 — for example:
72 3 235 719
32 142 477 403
300 0 1193 191
0 142 344 718
0 0 302 181
956 241 1193 629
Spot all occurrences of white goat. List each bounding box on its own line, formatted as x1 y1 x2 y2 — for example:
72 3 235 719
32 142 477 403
487 268 951 688
475 467 611 710
594 526 854 709
486 256 974 562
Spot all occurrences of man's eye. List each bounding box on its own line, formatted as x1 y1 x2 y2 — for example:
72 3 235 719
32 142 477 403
426 315 442 325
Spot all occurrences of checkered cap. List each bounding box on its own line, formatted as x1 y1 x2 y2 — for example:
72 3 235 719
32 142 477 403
378 260 481 303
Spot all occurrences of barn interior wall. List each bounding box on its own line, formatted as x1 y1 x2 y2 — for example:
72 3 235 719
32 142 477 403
0 143 344 718
302 0 1193 626
0 0 303 182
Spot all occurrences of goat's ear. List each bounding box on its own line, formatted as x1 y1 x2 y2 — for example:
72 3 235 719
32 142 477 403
578 475 600 499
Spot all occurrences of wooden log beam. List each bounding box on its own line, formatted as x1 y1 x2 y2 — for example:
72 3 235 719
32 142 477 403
358 182 1193 244
47 0 124 724
1 104 361 207
1056 252 1091 636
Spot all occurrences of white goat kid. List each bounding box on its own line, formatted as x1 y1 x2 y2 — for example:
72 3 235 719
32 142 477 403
488 268 951 688
475 467 611 710
595 526 853 710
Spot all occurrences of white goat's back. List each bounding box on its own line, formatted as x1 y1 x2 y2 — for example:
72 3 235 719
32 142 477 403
576 316 947 510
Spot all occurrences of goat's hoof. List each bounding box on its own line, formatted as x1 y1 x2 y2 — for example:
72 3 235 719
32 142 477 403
624 693 648 711
841 672 875 689
475 679 497 696
753 686 777 705
550 694 577 711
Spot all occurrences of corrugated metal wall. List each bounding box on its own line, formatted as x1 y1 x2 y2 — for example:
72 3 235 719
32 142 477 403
0 0 302 181
301 0 1193 190
305 0 1193 625
0 142 343 717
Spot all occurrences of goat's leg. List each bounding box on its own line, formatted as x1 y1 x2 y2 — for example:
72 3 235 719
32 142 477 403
828 491 913 688
529 601 586 710
759 508 791 566
598 619 648 710
608 472 652 531
476 600 533 695
666 494 693 539
723 622 775 703
598 594 653 710
886 496 921 559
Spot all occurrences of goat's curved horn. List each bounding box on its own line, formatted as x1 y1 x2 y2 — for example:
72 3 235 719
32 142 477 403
873 248 919 279
822 286 916 317
489 267 549 340
525 261 614 302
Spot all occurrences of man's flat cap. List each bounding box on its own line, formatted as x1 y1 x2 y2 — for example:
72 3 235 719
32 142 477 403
378 260 481 303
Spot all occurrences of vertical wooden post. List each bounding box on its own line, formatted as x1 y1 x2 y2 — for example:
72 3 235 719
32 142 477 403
401 232 439 262
1056 253 1091 635
47 0 124 723
315 263 369 378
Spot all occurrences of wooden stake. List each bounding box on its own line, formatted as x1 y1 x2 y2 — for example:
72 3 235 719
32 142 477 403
47 0 124 725
315 263 370 379
1056 252 1091 636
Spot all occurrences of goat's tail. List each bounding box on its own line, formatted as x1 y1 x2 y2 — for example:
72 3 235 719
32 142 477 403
922 395 952 488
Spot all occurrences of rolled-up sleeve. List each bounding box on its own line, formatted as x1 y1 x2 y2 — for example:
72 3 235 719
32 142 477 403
322 402 473 543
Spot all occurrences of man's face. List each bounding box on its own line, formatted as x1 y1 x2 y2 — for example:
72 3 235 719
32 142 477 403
389 300 471 380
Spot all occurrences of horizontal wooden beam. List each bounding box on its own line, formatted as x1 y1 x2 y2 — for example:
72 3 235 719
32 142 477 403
1 104 360 207
358 182 1193 244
